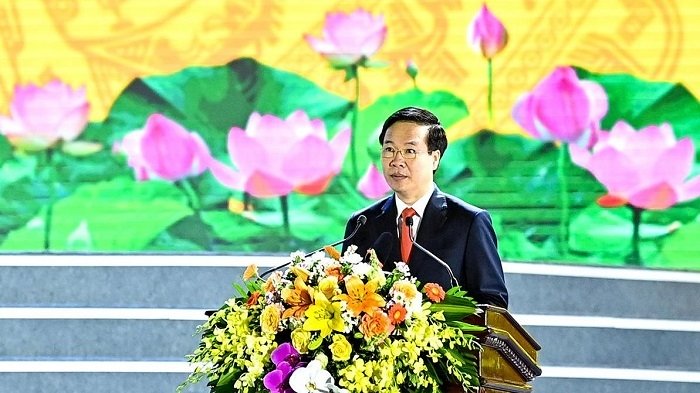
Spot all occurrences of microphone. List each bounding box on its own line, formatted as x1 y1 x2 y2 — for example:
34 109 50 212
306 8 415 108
259 215 367 278
406 216 459 288
368 231 394 265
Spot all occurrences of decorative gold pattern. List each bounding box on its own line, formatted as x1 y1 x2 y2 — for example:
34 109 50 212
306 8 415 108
0 0 696 135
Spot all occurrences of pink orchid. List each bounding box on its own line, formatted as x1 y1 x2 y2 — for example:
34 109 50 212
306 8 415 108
210 111 350 198
114 114 211 181
358 163 391 199
0 79 89 151
569 121 700 210
304 8 387 68
467 4 508 59
513 66 608 147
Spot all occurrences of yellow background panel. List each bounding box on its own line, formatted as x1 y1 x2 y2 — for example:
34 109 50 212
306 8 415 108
1 0 698 138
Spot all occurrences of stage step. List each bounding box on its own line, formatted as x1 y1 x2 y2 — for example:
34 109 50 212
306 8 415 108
0 258 698 393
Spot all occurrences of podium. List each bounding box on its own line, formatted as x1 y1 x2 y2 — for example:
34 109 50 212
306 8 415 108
467 305 542 392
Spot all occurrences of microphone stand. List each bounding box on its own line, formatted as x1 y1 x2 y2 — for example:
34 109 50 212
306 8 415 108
407 217 459 288
259 215 367 278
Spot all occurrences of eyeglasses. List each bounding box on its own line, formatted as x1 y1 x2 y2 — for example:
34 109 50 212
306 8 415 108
381 146 428 160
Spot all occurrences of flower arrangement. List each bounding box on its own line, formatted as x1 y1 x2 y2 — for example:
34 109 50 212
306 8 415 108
180 245 483 393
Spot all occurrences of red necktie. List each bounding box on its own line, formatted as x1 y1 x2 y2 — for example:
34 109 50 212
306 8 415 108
400 208 417 262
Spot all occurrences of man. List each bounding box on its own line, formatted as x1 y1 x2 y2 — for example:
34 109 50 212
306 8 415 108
343 107 508 308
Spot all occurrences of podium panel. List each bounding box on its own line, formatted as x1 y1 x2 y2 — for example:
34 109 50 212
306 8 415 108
470 305 542 392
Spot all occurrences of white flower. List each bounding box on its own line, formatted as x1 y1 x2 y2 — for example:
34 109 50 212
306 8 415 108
289 360 334 393
350 262 372 278
394 262 410 276
290 251 306 261
343 244 358 256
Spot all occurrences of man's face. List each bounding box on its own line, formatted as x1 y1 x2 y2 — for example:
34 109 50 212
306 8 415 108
381 121 440 205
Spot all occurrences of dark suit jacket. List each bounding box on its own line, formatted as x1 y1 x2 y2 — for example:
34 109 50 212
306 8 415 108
343 187 508 308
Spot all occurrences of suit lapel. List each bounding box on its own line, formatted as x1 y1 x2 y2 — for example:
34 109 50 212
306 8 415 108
413 187 448 261
374 195 401 268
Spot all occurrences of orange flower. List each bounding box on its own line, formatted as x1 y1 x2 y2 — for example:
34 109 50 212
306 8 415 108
324 264 344 281
246 291 262 307
387 303 407 324
424 283 446 302
324 245 341 260
243 264 258 281
359 310 394 337
281 277 313 319
336 276 385 316
263 271 281 293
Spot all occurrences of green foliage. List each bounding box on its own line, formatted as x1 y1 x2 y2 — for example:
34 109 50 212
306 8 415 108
575 67 700 149
1 177 191 251
103 57 352 158
569 204 674 263
0 59 699 270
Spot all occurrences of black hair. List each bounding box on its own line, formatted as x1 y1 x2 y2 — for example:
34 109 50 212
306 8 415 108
379 106 447 159
378 106 448 166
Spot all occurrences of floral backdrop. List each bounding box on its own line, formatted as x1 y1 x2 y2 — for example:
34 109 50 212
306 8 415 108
1 0 699 270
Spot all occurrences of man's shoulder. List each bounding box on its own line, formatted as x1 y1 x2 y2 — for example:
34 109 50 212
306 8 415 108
349 195 393 220
438 190 488 217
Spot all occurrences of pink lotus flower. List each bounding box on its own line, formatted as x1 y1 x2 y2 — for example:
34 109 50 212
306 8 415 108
0 79 89 151
468 4 508 59
114 113 211 181
569 121 700 210
358 163 391 199
210 111 351 198
304 8 387 68
513 66 608 147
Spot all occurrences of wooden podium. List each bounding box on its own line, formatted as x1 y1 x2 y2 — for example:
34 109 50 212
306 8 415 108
466 305 542 392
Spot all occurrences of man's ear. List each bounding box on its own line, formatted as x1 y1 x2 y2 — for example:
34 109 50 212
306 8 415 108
431 150 441 170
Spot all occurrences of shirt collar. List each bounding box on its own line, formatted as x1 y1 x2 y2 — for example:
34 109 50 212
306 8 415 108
394 184 435 219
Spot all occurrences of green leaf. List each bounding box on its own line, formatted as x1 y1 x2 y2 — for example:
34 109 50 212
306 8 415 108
660 220 700 269
445 321 485 332
0 177 192 251
569 203 672 258
575 67 700 147
430 305 476 320
155 214 214 251
103 57 352 158
0 137 12 165
214 369 241 393
0 154 37 186
308 336 323 351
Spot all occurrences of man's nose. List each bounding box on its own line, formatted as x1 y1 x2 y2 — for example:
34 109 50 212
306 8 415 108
390 155 406 167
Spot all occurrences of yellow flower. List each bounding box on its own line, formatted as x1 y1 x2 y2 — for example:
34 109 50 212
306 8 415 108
339 358 372 391
242 264 258 281
303 292 345 338
318 275 340 300
290 328 311 353
336 276 385 316
289 265 311 282
392 280 418 299
260 305 281 334
329 334 352 361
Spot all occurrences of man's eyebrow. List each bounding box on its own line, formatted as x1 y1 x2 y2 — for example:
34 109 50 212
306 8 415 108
383 140 419 145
